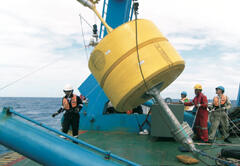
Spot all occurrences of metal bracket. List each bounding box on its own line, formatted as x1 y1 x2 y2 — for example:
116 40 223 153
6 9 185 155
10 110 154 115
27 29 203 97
2 107 12 116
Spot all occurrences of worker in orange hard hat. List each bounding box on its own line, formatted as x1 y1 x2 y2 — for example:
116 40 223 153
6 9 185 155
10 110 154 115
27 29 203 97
184 84 209 142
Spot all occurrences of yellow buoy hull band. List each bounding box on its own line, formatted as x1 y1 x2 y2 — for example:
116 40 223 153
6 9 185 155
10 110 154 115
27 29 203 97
89 19 185 112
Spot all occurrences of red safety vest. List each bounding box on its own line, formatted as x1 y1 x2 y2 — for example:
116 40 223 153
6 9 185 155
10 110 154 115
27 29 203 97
62 95 77 110
213 95 227 107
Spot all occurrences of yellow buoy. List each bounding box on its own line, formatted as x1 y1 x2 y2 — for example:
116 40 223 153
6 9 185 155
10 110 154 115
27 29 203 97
89 19 185 112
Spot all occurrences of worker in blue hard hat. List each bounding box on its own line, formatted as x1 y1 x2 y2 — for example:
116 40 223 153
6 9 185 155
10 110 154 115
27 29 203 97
208 86 232 143
180 91 189 103
179 91 191 111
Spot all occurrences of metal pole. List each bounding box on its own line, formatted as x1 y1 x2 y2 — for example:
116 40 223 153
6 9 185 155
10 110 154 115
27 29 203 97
0 108 121 166
76 0 113 33
147 88 197 153
76 0 94 9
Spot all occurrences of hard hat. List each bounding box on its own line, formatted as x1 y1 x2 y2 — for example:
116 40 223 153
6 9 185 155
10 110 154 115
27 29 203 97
194 84 202 90
216 86 225 92
63 84 73 91
181 91 187 96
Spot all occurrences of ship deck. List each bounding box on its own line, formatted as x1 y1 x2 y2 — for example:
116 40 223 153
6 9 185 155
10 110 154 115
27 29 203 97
1 130 238 166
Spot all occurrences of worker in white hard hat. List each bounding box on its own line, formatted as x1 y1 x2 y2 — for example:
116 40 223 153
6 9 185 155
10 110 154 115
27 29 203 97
52 84 83 139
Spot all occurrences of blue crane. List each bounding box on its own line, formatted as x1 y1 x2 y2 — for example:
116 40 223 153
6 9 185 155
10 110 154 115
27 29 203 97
78 0 151 132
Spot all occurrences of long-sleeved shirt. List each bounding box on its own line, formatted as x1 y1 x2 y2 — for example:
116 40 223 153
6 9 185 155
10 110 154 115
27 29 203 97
184 92 208 111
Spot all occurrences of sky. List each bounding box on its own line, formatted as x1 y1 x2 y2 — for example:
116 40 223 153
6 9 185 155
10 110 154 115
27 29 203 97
0 0 240 100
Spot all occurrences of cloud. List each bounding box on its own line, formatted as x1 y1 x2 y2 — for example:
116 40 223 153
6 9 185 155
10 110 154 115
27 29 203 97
140 0 240 51
0 0 97 97
161 50 240 100
220 53 240 61
168 36 210 51
1 0 240 100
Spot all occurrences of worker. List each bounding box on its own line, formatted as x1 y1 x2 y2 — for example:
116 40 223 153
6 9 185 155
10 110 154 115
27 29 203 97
132 105 143 114
80 94 88 104
179 91 191 111
208 86 231 143
52 84 83 138
184 84 209 142
179 91 189 103
106 101 116 114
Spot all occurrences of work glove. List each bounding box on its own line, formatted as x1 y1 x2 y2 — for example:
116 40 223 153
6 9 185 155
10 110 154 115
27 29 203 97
210 108 216 112
83 99 88 104
196 104 201 108
57 108 63 113
52 112 59 118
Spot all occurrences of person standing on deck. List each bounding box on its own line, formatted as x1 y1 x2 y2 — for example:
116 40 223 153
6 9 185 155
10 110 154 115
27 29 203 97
179 91 191 111
184 84 209 142
179 91 189 103
208 86 232 143
52 84 83 138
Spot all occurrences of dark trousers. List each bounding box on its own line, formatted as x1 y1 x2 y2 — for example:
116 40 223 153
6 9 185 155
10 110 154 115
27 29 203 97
62 112 80 136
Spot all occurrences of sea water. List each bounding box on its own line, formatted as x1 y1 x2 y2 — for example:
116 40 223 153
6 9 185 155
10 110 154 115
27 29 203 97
0 97 62 154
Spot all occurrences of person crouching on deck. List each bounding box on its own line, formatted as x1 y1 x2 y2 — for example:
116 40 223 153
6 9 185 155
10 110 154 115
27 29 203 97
184 84 209 143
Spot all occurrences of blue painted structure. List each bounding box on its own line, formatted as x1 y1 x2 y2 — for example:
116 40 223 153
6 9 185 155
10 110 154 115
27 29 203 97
78 0 151 132
0 107 139 166
237 84 240 107
99 0 133 38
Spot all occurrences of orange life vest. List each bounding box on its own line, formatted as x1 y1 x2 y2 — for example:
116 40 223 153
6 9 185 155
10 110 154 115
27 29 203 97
62 94 77 110
213 95 227 107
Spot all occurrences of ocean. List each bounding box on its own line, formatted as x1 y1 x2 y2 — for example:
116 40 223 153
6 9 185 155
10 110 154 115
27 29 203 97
0 97 237 155
0 97 63 154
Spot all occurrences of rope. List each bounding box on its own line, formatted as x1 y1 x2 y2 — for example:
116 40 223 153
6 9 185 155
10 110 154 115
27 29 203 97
226 112 240 133
198 111 239 165
0 56 62 91
78 14 92 28
197 156 212 166
139 109 151 129
198 150 236 166
79 14 89 61
214 111 240 140
0 47 85 92
194 142 240 147
133 1 150 93
191 106 200 129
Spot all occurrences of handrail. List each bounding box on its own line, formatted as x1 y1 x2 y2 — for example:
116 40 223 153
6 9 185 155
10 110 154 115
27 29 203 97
6 108 139 166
